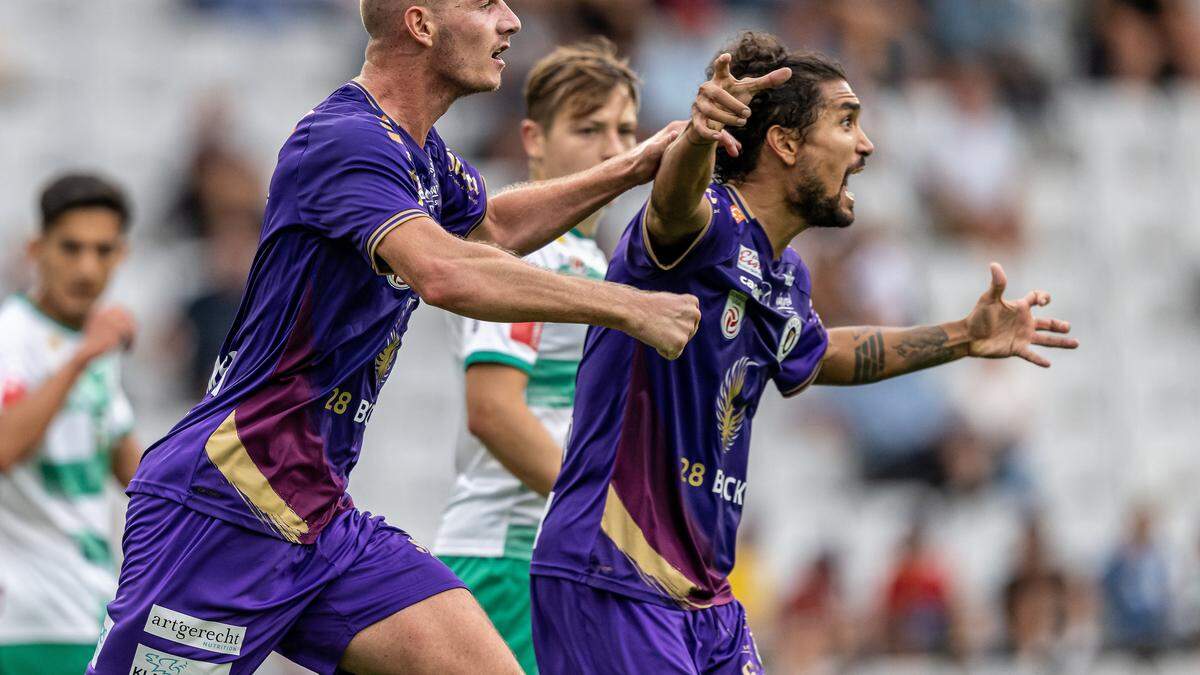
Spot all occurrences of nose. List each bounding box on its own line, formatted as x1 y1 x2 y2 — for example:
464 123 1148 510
601 130 625 162
498 1 521 36
858 129 875 157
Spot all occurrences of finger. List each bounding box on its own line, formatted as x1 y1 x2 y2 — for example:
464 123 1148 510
1035 317 1071 333
1021 289 1050 307
1031 333 1079 349
712 53 733 83
717 130 741 157
1018 348 1051 368
703 84 752 119
737 66 793 94
988 262 1007 301
659 120 688 137
695 98 746 127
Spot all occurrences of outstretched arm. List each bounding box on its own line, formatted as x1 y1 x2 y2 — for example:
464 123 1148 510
646 54 791 254
816 263 1078 385
378 216 701 359
469 123 685 257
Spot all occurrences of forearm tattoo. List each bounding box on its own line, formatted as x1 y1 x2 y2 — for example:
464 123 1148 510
852 330 885 384
893 326 957 373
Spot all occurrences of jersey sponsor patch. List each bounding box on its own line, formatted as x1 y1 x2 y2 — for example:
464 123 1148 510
129 643 230 675
737 245 762 279
90 612 115 669
1 377 26 406
510 322 544 350
143 605 245 656
721 291 747 340
777 315 802 362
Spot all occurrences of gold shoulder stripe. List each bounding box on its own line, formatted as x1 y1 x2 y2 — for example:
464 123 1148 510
365 209 430 275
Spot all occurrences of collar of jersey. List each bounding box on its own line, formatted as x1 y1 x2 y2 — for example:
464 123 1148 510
15 293 81 334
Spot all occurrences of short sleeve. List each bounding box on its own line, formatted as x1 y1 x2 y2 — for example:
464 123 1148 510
623 185 741 280
774 286 830 396
461 317 540 375
296 116 431 274
430 132 489 237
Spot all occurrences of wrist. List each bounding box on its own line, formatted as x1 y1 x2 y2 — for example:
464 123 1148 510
683 122 717 148
943 319 972 357
67 348 94 373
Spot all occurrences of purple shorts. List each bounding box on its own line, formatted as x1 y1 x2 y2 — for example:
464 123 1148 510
530 576 764 674
88 494 463 675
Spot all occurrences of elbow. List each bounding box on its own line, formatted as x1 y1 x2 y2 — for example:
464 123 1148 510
409 259 470 310
466 399 503 444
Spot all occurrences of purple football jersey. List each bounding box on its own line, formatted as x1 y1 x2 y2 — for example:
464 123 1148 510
531 185 828 609
129 82 487 544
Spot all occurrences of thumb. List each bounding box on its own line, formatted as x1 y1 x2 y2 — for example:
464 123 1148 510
988 262 1007 301
739 66 793 94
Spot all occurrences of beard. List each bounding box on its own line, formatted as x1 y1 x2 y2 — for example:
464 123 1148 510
790 165 855 229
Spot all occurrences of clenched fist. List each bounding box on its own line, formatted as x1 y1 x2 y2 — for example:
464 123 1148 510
624 290 702 360
77 305 137 363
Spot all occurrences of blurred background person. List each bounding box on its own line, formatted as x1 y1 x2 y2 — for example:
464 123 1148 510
1102 504 1172 661
0 173 140 675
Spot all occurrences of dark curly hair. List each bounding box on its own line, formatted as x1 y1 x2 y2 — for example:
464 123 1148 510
712 32 847 183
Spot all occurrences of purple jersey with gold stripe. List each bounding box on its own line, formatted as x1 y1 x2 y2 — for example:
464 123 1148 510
531 184 827 609
128 82 487 544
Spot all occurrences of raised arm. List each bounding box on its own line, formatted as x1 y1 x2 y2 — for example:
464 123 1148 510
469 122 684 257
378 216 700 359
0 307 135 472
646 54 792 253
816 263 1078 385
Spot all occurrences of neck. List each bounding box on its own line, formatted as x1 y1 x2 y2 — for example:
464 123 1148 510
730 174 806 259
356 46 456 146
30 288 85 330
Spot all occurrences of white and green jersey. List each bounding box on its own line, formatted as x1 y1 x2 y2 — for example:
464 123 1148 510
434 231 606 561
0 295 133 646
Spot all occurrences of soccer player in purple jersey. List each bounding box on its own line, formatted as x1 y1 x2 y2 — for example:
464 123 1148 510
85 2 723 674
530 32 1079 673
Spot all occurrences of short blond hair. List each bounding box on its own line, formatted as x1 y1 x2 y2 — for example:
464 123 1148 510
524 37 640 130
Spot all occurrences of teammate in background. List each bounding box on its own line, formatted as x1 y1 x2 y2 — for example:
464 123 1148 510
433 38 642 674
89 1 721 673
530 32 1079 673
0 173 140 675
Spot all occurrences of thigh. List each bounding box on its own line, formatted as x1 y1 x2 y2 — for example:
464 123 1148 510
442 556 537 675
530 576 698 675
702 600 765 675
87 495 326 675
281 519 510 675
337 589 519 675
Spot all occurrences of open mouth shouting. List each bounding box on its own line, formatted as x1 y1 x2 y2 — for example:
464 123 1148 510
491 42 509 67
842 160 866 206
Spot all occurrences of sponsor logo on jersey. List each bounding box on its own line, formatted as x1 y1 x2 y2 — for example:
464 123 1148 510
129 643 230 675
716 357 758 453
777 315 803 362
781 267 796 288
1 377 26 406
510 322 544 350
737 245 762 279
730 202 748 224
775 294 794 312
407 168 441 210
206 351 237 397
90 612 114 669
385 274 410 291
722 291 747 340
143 605 245 656
374 328 402 387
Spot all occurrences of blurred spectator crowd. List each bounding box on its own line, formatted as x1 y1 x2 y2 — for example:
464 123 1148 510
2 0 1200 672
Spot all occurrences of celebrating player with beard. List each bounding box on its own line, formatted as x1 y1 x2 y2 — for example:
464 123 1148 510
530 31 1078 674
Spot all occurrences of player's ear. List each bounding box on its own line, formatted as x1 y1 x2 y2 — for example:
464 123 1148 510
403 5 435 47
26 234 45 263
765 125 800 167
521 119 546 164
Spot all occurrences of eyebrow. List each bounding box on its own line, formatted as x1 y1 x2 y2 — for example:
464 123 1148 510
837 101 861 112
